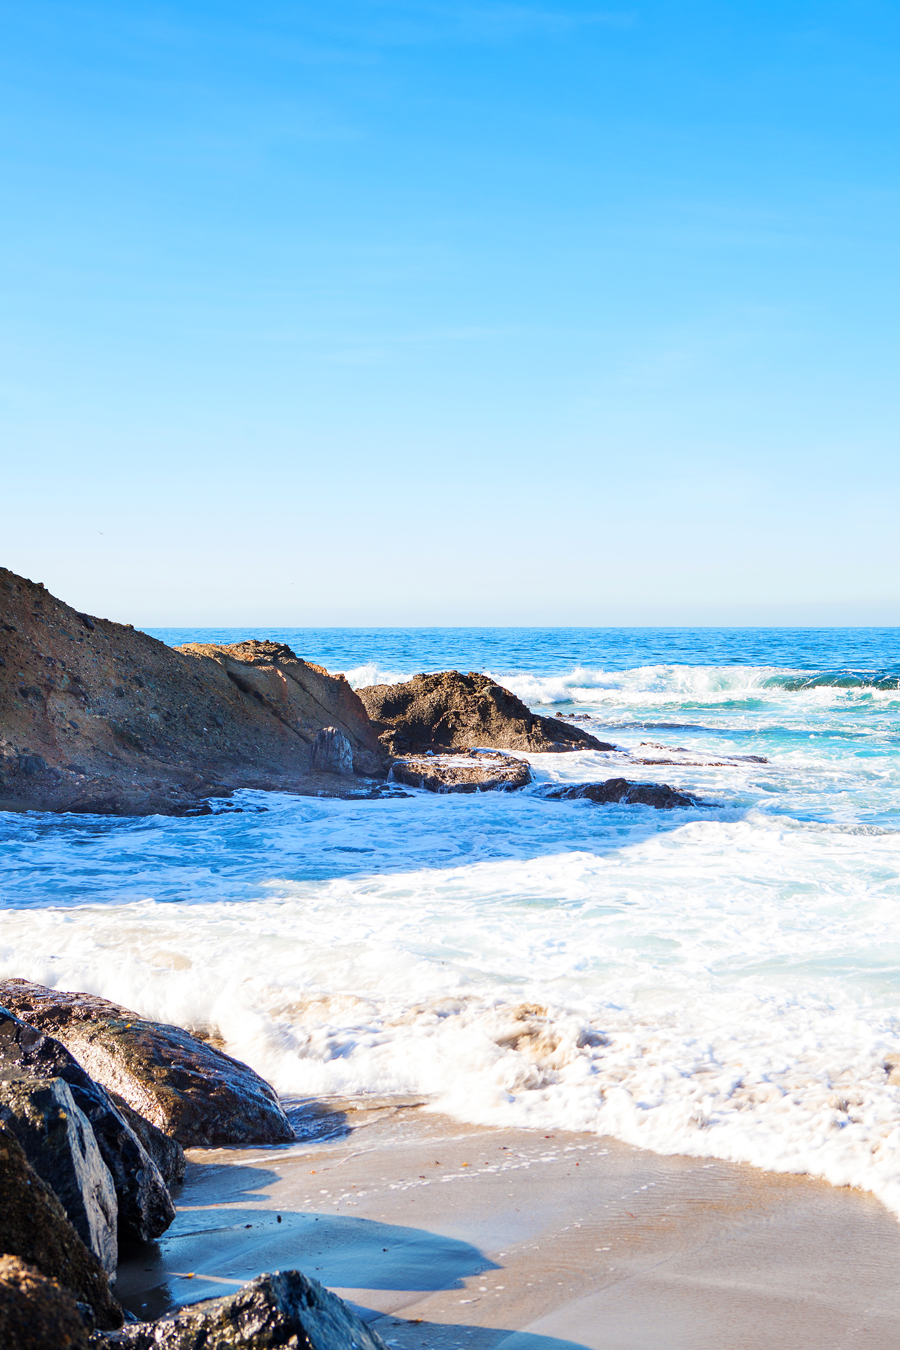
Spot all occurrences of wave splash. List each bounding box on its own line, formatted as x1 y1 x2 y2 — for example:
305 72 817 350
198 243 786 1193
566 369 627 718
4 929 900 1219
343 662 900 706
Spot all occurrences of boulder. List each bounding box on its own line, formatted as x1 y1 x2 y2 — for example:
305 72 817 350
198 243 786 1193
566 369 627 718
0 1001 175 1244
358 670 616 756
0 1075 118 1274
310 726 354 776
0 568 388 816
0 1124 123 1328
94 1270 388 1350
541 778 699 809
0 980 294 1148
108 1094 186 1187
0 1254 90 1350
391 751 532 793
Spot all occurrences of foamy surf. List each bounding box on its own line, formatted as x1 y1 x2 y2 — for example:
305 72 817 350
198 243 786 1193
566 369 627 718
3 633 900 1218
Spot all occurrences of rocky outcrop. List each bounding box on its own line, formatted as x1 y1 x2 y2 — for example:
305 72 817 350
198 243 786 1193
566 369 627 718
0 1254 90 1350
541 779 700 809
0 1125 123 1329
0 1002 175 1245
108 1095 186 1188
358 670 616 756
0 568 389 815
0 1075 118 1273
0 980 294 1148
391 751 532 793
95 1270 388 1350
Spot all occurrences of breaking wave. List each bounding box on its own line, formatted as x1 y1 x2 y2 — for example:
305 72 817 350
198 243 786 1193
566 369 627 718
4 628 900 1219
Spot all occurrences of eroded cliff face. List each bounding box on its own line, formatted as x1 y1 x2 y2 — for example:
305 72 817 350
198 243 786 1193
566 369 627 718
0 568 387 815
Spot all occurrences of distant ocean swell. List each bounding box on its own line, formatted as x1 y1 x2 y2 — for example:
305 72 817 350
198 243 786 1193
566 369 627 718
343 661 900 702
3 633 900 1217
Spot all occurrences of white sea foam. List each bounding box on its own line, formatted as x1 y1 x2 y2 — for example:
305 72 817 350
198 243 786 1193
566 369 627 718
3 656 900 1216
3 789 900 1215
344 662 413 689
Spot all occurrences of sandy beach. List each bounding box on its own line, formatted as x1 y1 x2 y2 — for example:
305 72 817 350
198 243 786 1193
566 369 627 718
115 1103 900 1350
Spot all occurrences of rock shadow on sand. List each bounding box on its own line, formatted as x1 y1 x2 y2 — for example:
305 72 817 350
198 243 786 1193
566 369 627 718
369 1319 591 1350
117 1156 499 1321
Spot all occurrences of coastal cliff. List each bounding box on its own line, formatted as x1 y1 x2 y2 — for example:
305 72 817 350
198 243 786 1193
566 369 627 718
0 568 388 814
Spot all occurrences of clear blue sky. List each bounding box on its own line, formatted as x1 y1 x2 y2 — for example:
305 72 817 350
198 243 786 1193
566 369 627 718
3 2 899 625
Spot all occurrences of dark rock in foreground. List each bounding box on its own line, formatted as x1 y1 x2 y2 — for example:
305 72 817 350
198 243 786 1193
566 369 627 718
0 1002 175 1245
391 751 532 793
0 567 388 815
109 1094 186 1187
0 1254 90 1350
541 779 700 809
0 1075 118 1274
359 670 615 756
0 980 294 1148
94 1270 388 1350
0 1124 123 1329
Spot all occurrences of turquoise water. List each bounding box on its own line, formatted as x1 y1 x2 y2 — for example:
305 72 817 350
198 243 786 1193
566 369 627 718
3 628 900 1214
148 625 900 676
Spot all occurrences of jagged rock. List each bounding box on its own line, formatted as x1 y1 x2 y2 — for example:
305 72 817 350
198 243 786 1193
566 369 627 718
0 1001 175 1244
94 1270 388 1350
358 670 616 756
391 751 532 793
0 1124 122 1328
0 1075 118 1274
0 568 388 816
0 981 294 1148
310 726 354 776
0 1254 90 1350
541 778 699 809
108 1094 186 1187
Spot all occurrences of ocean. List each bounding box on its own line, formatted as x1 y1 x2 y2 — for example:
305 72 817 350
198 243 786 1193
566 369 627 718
3 627 900 1215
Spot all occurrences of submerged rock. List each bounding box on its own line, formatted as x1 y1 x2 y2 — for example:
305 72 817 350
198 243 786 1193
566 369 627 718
391 751 532 793
0 1076 118 1274
0 1124 123 1329
541 779 699 809
94 1270 388 1350
358 670 616 756
0 981 294 1148
0 568 388 816
0 1001 175 1244
0 1254 90 1350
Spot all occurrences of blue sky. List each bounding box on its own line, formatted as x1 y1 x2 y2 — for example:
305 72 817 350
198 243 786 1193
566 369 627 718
3 1 899 624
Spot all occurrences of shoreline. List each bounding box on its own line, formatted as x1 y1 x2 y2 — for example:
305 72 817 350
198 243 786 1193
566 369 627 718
117 1106 900 1349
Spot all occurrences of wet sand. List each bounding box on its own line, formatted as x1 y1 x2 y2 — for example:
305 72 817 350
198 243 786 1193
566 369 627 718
117 1104 900 1349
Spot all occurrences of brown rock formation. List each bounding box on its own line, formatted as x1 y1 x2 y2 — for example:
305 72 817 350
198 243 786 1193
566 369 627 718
358 671 616 757
0 980 294 1148
391 751 533 793
0 1255 91 1350
0 568 388 815
0 1125 123 1329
